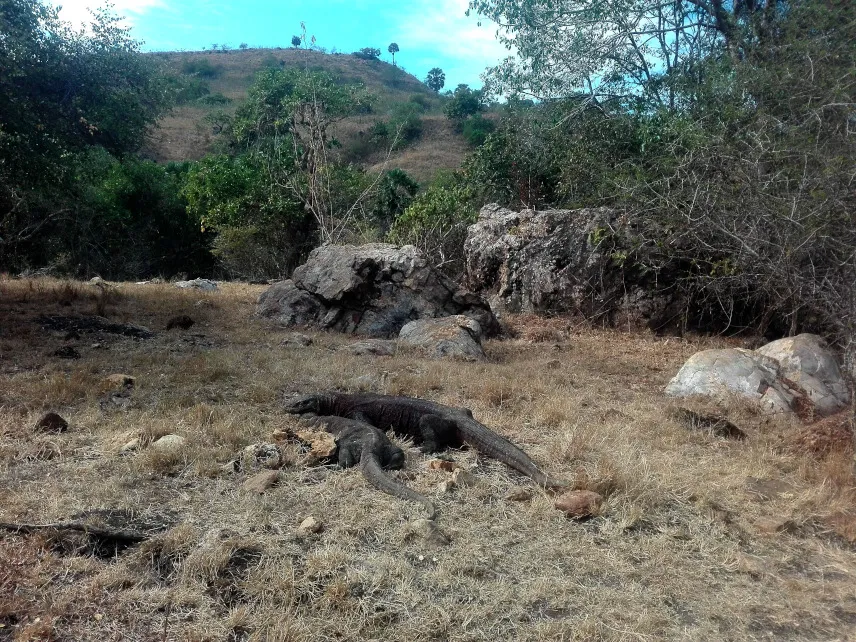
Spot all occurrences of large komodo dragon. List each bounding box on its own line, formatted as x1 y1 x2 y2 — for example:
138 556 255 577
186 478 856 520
301 414 436 519
285 392 568 489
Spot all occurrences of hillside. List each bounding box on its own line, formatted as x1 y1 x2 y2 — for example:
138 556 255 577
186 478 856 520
143 48 472 184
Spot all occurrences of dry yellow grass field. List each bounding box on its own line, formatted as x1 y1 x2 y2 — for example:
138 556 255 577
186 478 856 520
1 277 855 641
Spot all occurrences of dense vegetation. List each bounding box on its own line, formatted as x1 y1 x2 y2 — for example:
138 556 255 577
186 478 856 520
1 0 854 347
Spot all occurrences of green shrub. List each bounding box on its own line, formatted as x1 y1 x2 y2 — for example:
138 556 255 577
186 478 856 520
388 179 475 275
198 93 231 106
181 59 223 79
462 115 495 147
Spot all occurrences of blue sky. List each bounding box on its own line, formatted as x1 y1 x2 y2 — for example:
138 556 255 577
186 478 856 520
52 0 512 89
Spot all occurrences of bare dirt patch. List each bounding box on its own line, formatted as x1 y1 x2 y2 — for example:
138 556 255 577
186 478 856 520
1 276 855 640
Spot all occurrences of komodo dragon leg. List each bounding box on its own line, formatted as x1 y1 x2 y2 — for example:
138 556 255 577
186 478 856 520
417 415 458 453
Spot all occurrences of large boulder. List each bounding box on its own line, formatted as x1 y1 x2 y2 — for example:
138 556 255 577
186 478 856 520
398 315 486 361
665 348 799 415
257 244 498 338
756 334 850 415
665 334 849 417
464 204 680 329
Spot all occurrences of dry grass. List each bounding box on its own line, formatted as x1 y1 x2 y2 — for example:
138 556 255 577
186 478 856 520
1 276 855 641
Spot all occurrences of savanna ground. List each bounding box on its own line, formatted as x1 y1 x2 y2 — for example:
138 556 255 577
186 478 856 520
1 277 855 641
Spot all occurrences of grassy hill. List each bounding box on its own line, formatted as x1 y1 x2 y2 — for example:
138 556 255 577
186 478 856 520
143 48 472 184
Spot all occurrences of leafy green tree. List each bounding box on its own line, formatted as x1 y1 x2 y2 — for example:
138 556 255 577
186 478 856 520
0 0 172 267
371 169 419 233
425 68 446 93
466 0 785 107
227 68 372 242
354 47 381 60
388 42 400 66
443 84 486 123
291 35 302 47
388 173 475 274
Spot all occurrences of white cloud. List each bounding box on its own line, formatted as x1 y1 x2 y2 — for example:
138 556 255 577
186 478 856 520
51 0 165 29
394 0 514 88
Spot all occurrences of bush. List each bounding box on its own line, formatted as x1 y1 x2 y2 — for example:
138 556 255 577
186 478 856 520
198 93 231 106
409 94 431 111
389 104 423 147
353 47 381 60
181 59 223 79
388 178 475 275
461 115 495 147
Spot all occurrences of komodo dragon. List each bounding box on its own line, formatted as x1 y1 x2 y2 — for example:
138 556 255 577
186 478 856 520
285 392 568 489
301 414 436 519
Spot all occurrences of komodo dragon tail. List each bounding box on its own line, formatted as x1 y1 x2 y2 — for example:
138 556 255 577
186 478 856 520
360 447 437 520
457 416 569 489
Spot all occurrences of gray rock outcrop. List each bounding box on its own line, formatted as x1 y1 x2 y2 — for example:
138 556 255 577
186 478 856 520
464 204 680 329
665 334 849 417
257 244 498 338
398 315 486 361
756 335 850 415
175 278 218 291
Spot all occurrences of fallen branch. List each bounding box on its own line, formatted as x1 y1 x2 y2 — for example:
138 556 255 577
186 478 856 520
0 521 151 544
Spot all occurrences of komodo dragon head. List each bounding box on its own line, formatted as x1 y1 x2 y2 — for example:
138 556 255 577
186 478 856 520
283 393 323 415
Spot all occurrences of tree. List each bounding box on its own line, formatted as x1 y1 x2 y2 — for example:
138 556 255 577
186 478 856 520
228 68 374 241
239 42 248 50
425 67 445 93
388 42 399 66
443 84 486 123
0 0 172 264
354 47 381 60
466 0 789 108
291 35 302 47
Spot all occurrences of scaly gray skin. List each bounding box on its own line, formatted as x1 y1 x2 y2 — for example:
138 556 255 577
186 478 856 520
301 414 436 519
286 393 569 490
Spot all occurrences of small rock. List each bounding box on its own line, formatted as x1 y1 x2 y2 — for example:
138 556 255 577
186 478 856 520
280 333 312 347
408 518 451 546
451 468 476 487
151 434 186 453
104 374 135 390
345 339 396 356
89 276 105 285
428 459 459 472
34 412 68 434
438 480 456 493
119 438 141 454
504 487 533 502
241 443 283 470
546 359 562 368
298 516 323 534
753 516 795 535
166 315 195 331
53 346 80 359
398 315 486 361
175 278 218 291
242 470 279 494
555 490 603 519
99 390 132 411
270 429 290 443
